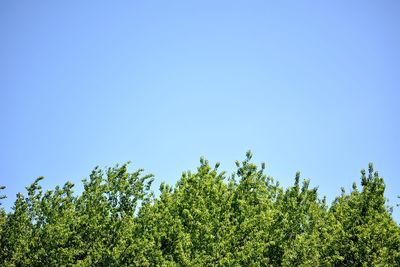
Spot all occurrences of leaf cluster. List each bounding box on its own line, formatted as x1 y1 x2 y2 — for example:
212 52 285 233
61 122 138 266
0 153 399 266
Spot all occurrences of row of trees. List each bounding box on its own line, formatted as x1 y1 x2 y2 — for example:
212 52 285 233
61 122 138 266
1 152 399 266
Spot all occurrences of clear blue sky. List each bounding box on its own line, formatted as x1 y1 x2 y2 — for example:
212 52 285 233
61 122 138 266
1 1 399 221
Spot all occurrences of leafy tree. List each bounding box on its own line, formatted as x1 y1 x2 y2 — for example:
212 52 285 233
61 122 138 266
227 151 278 266
72 163 154 266
330 163 400 266
0 153 399 266
0 192 32 266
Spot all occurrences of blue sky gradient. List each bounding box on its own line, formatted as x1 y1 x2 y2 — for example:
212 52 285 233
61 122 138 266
1 1 400 221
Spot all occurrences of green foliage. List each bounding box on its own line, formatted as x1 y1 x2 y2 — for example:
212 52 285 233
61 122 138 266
330 164 400 265
0 153 399 266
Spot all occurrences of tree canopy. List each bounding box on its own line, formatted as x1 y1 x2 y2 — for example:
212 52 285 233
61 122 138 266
1 152 399 266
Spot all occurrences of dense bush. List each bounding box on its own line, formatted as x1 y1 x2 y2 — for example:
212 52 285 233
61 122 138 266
1 152 399 266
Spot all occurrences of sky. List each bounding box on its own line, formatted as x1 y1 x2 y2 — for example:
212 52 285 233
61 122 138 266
0 1 399 222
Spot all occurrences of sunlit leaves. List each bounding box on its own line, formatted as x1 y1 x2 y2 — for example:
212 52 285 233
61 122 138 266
0 154 399 266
